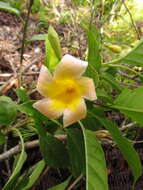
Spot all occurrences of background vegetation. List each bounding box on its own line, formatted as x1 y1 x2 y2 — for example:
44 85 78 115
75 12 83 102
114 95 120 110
0 0 143 189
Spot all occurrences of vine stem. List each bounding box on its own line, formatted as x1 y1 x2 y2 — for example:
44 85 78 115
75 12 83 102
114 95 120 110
19 0 34 87
122 0 140 40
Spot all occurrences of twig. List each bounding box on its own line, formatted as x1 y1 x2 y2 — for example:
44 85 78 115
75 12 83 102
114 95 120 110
120 121 137 131
0 72 39 78
0 77 18 95
67 174 83 190
119 82 140 88
122 0 140 40
0 140 39 162
0 55 41 93
0 135 66 162
21 56 42 74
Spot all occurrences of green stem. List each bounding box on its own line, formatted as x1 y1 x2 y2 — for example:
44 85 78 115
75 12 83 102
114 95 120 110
4 118 31 135
19 0 34 87
51 119 63 129
103 58 122 66
103 63 143 79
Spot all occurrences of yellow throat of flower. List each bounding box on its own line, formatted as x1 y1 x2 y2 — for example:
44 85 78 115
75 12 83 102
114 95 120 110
45 78 85 111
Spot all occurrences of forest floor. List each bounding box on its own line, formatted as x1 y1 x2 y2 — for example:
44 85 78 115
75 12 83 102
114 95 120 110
0 10 143 190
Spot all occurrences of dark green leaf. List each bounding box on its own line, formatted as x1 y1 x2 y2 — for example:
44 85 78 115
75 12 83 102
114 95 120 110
0 96 17 126
67 129 85 177
80 122 108 190
92 115 142 184
40 132 69 168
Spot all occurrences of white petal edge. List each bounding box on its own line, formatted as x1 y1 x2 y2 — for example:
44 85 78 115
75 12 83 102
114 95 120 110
54 54 88 79
37 65 53 97
78 77 97 101
33 98 63 119
63 98 87 127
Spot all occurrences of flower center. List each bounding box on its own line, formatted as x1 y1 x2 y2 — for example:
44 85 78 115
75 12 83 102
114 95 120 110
47 78 82 107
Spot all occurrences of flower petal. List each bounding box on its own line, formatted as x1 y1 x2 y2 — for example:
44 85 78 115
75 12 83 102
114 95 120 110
54 54 88 79
78 77 97 101
37 65 53 97
63 98 86 127
33 98 63 119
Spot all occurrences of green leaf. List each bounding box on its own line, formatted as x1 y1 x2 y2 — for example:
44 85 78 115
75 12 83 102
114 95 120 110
118 38 143 66
113 86 143 125
14 174 29 190
87 25 101 72
48 176 71 190
67 129 85 177
102 73 124 93
18 101 36 116
40 132 69 168
86 64 99 84
45 36 59 69
16 88 29 102
79 122 108 190
0 96 17 126
48 26 62 60
22 160 45 190
0 1 20 16
27 34 46 43
18 101 49 123
44 26 62 69
91 115 142 184
2 129 27 190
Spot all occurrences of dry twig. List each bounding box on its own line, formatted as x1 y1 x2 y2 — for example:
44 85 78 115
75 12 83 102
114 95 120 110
67 174 83 190
0 135 66 162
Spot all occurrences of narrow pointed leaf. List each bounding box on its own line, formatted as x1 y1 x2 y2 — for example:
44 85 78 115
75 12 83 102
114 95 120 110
87 25 101 72
22 160 45 190
0 2 20 16
45 36 59 69
80 122 108 190
48 26 62 60
92 115 142 184
48 176 71 190
3 129 27 190
67 129 85 177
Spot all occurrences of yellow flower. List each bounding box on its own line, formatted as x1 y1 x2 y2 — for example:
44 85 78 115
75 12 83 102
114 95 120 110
33 54 97 127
